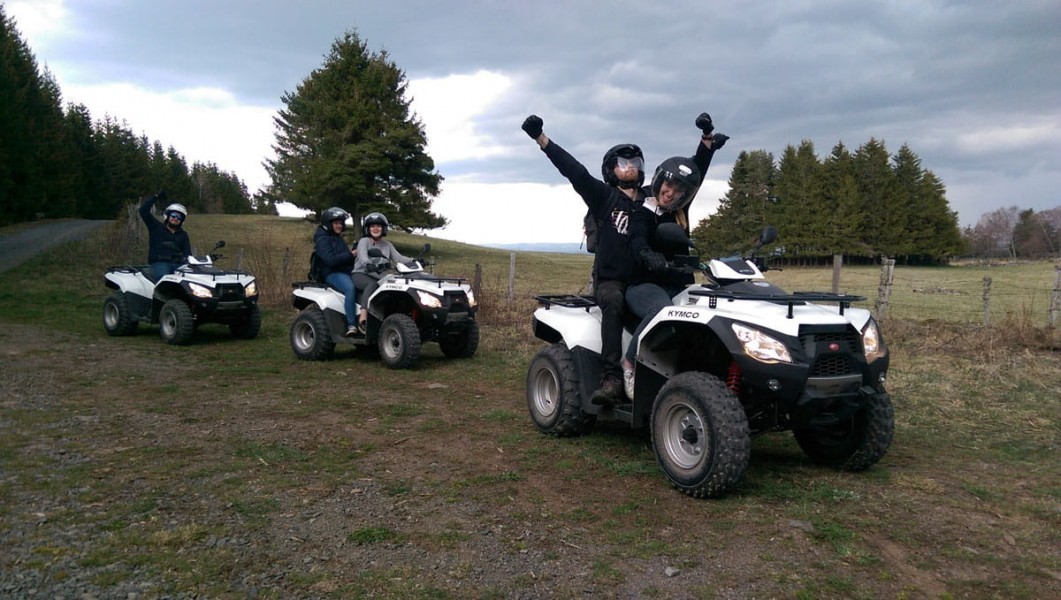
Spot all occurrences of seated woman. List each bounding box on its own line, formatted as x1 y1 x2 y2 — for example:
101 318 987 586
313 206 359 336
624 156 702 398
352 212 413 331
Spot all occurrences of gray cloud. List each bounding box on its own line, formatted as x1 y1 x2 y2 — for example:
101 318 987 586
25 0 1060 226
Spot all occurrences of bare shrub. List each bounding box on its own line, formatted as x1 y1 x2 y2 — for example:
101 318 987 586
884 316 1059 358
96 204 145 267
474 269 537 329
241 237 305 309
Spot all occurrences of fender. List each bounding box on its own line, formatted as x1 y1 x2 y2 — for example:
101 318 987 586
292 286 350 315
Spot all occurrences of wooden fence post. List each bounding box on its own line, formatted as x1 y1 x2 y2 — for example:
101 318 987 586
508 252 516 303
874 259 895 319
1049 265 1060 328
982 277 992 327
473 264 482 302
282 247 291 283
831 254 842 294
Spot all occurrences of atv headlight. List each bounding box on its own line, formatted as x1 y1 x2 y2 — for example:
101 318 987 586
862 318 886 362
244 281 257 297
466 289 477 308
416 290 442 308
188 282 214 299
731 323 792 364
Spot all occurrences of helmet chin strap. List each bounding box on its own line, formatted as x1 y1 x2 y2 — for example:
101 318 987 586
616 180 639 190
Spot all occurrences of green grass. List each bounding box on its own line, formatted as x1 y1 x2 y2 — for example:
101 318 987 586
1 215 1058 598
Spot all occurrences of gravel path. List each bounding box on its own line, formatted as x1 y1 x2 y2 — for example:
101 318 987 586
0 220 111 273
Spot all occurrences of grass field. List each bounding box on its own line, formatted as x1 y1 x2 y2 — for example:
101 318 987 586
0 214 1058 598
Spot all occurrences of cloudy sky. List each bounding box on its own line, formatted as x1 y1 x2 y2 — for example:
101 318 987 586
7 0 1059 245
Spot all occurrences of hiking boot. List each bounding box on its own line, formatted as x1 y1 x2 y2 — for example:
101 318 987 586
591 376 624 406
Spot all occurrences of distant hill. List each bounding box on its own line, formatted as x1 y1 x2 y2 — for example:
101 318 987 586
484 242 587 254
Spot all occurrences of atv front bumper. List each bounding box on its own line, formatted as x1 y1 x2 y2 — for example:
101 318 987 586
735 351 889 429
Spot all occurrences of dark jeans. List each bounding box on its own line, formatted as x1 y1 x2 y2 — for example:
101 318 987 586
595 278 626 381
149 261 180 281
624 282 682 363
325 272 357 327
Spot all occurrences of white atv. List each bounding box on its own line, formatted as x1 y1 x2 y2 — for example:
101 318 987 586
102 241 261 345
526 224 894 498
289 244 479 369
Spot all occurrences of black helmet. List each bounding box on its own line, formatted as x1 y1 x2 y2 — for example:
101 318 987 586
363 212 389 237
601 143 645 189
321 206 349 230
650 157 700 212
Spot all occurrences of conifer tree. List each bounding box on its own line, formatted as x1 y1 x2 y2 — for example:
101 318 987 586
265 30 445 232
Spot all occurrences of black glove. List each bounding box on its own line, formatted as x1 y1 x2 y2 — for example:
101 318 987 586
695 112 714 135
709 133 729 150
155 190 167 202
640 249 667 273
522 115 543 139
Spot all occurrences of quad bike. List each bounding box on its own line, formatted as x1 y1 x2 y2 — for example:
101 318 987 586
102 241 261 345
526 224 893 498
289 244 479 369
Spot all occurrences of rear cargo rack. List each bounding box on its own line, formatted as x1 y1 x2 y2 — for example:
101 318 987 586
534 294 598 311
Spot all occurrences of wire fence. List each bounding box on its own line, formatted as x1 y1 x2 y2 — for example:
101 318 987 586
760 261 1061 328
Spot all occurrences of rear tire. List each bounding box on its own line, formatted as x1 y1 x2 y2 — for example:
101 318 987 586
229 304 262 339
793 390 894 471
103 293 138 336
525 344 595 437
439 321 480 358
290 306 335 361
159 299 194 346
379 313 421 369
651 372 750 498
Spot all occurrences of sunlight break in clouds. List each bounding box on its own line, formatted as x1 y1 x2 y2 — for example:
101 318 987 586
6 0 69 47
406 70 512 162
59 80 277 193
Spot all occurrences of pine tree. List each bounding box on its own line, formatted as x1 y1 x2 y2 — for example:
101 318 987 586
773 140 824 258
819 142 866 258
692 150 777 256
265 30 445 232
852 139 897 257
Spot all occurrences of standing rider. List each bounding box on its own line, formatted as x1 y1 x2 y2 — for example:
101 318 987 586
314 207 359 336
522 115 645 406
139 190 192 281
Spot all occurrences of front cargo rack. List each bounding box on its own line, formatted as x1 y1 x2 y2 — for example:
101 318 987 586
688 288 866 319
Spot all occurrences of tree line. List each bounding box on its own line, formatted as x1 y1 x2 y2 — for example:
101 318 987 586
962 205 1060 260
0 7 253 227
692 139 964 265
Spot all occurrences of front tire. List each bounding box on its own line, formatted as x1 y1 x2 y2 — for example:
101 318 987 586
651 372 750 498
103 293 138 336
525 344 595 437
290 306 335 361
378 313 421 369
439 321 480 358
159 299 194 346
229 304 262 339
793 390 894 471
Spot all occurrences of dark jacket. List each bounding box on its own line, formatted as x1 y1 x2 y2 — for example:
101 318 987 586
139 195 191 263
313 225 356 278
630 141 719 286
542 140 642 282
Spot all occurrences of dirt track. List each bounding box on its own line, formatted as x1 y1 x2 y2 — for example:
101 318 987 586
0 220 110 273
